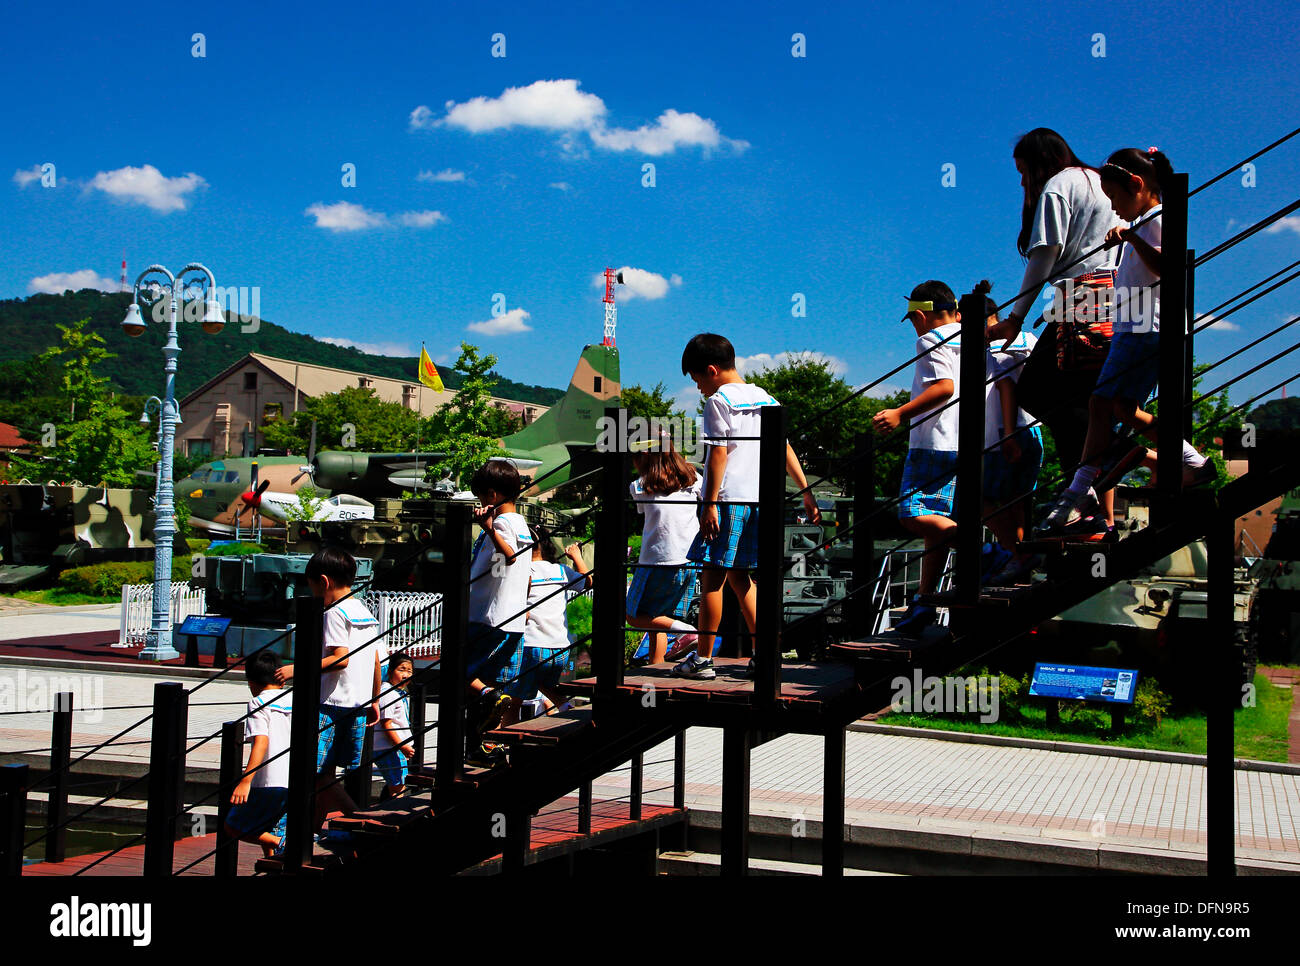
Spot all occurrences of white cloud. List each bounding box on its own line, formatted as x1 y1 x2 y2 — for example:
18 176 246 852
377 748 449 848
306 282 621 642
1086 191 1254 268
670 274 683 287
305 201 387 231
468 307 532 336
592 266 679 301
319 337 416 357
1197 313 1241 333
1265 216 1300 236
671 383 702 416
13 165 43 188
549 181 573 192
28 269 119 294
416 78 746 156
397 209 447 228
736 351 850 377
305 202 445 231
87 164 205 213
590 109 749 156
417 168 466 183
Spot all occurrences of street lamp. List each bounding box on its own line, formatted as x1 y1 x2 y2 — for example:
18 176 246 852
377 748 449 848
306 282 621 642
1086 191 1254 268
121 264 224 661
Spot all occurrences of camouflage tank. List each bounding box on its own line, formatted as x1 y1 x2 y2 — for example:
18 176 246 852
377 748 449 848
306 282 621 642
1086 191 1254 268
1042 490 1256 702
0 484 188 589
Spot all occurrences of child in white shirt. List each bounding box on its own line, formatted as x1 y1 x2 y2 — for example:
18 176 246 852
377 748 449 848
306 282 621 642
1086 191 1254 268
226 649 293 857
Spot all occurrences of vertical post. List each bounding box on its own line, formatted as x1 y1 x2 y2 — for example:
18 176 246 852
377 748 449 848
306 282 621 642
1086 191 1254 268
673 730 687 811
823 726 846 877
215 720 243 877
436 502 472 791
578 780 593 835
408 679 427 771
630 752 643 821
1156 173 1190 526
143 681 189 876
756 406 786 710
1207 510 1236 877
955 288 987 606
594 406 628 719
184 634 199 667
214 630 228 670
851 431 876 637
45 691 72 864
1184 250 1197 441
0 763 28 876
720 726 751 877
504 808 531 875
284 595 324 871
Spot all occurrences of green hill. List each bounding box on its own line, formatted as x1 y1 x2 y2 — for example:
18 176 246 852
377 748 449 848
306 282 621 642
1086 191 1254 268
0 289 564 405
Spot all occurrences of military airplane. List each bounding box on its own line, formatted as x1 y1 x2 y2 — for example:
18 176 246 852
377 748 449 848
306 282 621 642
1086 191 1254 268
172 340 621 536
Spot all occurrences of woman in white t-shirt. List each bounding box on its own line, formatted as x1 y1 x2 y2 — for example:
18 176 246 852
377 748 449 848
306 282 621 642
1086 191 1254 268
626 440 702 665
991 128 1124 529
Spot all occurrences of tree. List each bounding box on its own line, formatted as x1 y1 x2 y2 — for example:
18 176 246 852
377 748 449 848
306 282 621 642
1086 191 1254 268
621 382 685 421
7 320 158 487
284 484 326 524
261 385 421 454
423 343 509 485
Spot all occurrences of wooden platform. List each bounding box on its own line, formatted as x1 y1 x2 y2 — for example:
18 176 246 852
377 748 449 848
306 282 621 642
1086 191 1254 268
22 832 264 876
564 657 861 730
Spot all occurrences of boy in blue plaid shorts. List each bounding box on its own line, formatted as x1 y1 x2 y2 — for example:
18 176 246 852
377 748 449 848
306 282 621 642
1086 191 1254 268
872 281 964 637
673 333 821 680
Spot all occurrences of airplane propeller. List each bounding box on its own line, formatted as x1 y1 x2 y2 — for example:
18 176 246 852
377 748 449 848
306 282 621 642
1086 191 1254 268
290 420 318 486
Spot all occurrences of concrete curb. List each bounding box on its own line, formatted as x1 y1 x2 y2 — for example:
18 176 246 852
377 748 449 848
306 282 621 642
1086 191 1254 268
0 653 242 681
0 603 119 617
850 721 1300 776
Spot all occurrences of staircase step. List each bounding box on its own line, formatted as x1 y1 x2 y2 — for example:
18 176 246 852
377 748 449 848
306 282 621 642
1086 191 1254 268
255 850 342 875
484 705 593 746
832 624 952 662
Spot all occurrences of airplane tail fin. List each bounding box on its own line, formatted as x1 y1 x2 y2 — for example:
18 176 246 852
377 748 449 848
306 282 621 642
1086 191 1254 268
502 343 620 453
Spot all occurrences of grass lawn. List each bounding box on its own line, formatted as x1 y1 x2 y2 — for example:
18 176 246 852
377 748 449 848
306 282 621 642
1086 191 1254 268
9 588 118 606
875 670 1292 762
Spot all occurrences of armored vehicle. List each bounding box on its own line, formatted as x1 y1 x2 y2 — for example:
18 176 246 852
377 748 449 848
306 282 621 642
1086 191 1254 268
0 484 187 589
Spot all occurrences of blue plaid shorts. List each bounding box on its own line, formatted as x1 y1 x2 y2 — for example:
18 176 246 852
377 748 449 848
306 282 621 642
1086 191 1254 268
513 645 574 697
625 564 694 618
317 704 366 775
465 623 525 689
372 746 408 788
899 448 959 519
226 786 288 840
1093 332 1160 403
687 502 759 569
984 426 1044 504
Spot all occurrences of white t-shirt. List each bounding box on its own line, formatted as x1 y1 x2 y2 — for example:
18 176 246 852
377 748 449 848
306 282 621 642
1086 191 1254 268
523 560 584 650
468 511 533 632
320 596 380 709
373 687 411 753
1029 167 1122 282
631 476 702 565
909 322 962 451
245 689 293 788
985 331 1037 448
700 383 778 503
1113 205 1162 334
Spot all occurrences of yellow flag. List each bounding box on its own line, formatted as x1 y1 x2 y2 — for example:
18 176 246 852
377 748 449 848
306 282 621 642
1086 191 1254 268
418 345 444 392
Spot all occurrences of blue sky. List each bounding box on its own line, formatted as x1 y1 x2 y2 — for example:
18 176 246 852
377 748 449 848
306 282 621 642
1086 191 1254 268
3 0 1297 412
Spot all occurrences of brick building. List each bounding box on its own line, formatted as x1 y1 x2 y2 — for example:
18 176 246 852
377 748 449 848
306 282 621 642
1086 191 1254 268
176 353 546 458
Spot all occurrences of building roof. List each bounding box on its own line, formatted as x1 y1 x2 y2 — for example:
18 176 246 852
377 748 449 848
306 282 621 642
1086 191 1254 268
0 422 30 450
180 353 544 418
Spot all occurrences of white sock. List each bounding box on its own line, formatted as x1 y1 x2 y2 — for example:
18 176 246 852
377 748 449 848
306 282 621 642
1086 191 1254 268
1181 441 1206 467
1067 465 1100 496
667 620 696 633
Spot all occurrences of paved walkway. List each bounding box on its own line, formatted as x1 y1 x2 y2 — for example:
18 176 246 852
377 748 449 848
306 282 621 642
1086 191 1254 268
3 664 1299 864
1262 667 1300 764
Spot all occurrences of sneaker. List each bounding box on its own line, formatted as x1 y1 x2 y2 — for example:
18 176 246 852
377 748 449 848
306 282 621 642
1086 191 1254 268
466 740 508 769
987 555 1037 586
474 688 511 735
739 658 756 678
664 632 698 662
1183 460 1216 488
1095 444 1148 494
893 602 937 638
671 653 716 680
1034 491 1083 536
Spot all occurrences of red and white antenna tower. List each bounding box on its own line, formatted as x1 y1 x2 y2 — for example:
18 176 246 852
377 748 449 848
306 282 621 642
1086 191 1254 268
120 255 127 292
601 267 623 346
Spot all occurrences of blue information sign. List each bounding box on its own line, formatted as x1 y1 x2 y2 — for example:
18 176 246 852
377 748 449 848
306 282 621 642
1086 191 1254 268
1029 663 1138 705
177 615 232 638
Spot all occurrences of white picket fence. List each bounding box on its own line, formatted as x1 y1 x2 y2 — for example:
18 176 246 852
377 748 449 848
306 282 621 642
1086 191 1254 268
117 583 209 646
116 583 444 658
